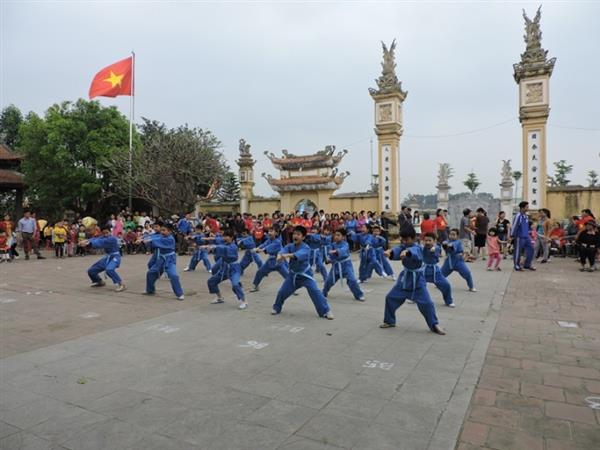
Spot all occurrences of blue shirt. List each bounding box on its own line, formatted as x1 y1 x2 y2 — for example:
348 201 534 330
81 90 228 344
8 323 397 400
89 236 120 254
371 235 387 249
351 232 374 248
422 244 442 265
237 235 257 250
328 240 351 262
147 234 176 254
345 219 358 232
17 217 36 233
190 233 208 246
213 242 239 264
280 242 311 273
259 237 283 257
390 243 426 290
511 212 530 239
305 233 322 250
444 240 464 261
177 219 192 235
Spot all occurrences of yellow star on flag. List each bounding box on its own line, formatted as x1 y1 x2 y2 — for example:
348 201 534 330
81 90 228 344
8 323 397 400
103 70 124 88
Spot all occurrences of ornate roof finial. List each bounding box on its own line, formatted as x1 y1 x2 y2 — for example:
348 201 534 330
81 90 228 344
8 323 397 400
514 5 556 82
369 39 407 97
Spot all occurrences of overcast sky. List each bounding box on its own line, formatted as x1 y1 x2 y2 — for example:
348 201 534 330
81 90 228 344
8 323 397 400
2 1 599 199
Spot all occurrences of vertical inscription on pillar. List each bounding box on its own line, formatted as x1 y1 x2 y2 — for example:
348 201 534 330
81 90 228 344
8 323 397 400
527 130 542 208
381 144 391 211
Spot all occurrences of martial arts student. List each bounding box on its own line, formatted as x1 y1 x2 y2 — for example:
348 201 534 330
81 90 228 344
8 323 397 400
305 224 328 281
183 224 212 272
237 229 263 275
250 228 288 292
379 227 445 334
320 226 332 261
142 223 185 300
511 201 536 271
422 232 455 307
350 224 383 283
441 229 477 292
272 225 334 319
78 225 125 292
204 229 247 309
322 228 365 301
371 225 395 279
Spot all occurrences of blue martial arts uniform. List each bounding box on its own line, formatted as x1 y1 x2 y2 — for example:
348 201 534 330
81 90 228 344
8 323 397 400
145 234 184 297
238 235 263 274
187 233 212 271
87 236 122 285
209 234 224 273
350 232 383 282
371 235 394 277
207 242 245 301
273 242 331 317
440 240 474 290
322 240 363 300
422 244 454 305
252 237 288 287
511 212 534 270
383 244 439 329
305 232 328 281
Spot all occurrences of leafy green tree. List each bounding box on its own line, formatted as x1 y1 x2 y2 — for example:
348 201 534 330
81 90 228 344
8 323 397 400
587 170 598 187
218 171 241 202
552 160 573 186
108 118 226 214
463 172 481 194
0 104 23 147
18 99 131 217
512 170 522 200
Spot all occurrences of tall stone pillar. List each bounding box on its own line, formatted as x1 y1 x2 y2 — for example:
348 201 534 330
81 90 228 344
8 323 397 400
513 6 556 211
236 139 255 215
500 160 515 214
436 163 453 211
369 40 407 215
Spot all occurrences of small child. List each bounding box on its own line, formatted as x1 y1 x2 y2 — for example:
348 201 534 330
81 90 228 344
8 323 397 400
250 228 288 292
142 223 184 300
117 232 126 256
76 225 87 256
486 227 504 271
422 232 454 307
78 226 125 292
237 229 263 275
350 224 383 283
322 228 365 301
52 221 68 258
0 230 10 263
184 225 212 272
305 224 328 281
576 220 599 272
441 228 476 292
371 225 395 279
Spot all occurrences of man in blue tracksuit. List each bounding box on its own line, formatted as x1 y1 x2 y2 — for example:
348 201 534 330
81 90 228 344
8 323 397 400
204 229 247 309
272 226 333 319
79 226 125 292
441 229 476 292
184 225 212 272
237 229 263 275
250 228 288 292
380 227 445 335
370 225 395 279
422 232 454 307
511 201 535 271
323 228 364 301
350 225 383 282
143 223 184 300
305 224 328 281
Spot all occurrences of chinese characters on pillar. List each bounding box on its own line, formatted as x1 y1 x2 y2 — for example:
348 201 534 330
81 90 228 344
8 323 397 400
381 144 391 211
527 130 542 208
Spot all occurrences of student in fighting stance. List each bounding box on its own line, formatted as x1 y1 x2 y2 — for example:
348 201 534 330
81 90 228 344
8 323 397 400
441 229 477 292
322 228 365 301
422 232 455 307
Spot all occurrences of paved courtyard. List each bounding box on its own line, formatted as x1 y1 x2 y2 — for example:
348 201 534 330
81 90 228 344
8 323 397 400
0 251 597 450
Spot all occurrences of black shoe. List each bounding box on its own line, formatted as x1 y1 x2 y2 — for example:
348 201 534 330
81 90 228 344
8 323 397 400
37 255 46 260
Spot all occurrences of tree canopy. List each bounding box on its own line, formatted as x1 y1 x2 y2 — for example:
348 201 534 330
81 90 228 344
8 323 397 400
0 105 23 148
463 172 481 194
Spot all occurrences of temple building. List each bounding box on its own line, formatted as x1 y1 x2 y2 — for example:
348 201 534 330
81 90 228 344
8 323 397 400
0 143 25 217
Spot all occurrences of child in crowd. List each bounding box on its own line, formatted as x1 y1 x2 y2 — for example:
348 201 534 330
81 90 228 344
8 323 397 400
52 220 68 258
78 225 125 292
67 224 78 257
142 223 184 300
237 228 263 275
251 227 288 292
441 229 476 292
184 225 212 272
204 229 247 309
322 228 365 301
0 230 10 263
117 232 126 255
76 225 87 256
305 224 328 281
380 227 445 334
124 227 138 254
576 220 599 272
486 227 504 271
422 232 454 307
272 226 333 319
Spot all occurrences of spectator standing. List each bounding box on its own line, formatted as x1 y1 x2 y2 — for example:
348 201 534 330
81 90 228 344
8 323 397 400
534 208 552 263
458 209 475 262
16 210 45 260
474 208 490 260
435 209 448 242
495 211 511 259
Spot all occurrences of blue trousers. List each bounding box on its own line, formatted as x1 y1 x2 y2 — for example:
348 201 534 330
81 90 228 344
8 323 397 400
376 248 394 276
309 249 328 281
513 236 534 269
384 284 439 329
359 249 383 281
323 261 363 300
273 273 330 317
88 255 122 285
441 259 474 290
252 258 289 287
208 263 245 301
188 249 212 271
240 250 263 274
424 265 453 305
146 255 183 297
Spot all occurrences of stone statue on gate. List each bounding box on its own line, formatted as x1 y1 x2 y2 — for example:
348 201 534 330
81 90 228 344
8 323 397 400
238 138 252 157
437 163 453 187
369 40 407 96
501 159 513 182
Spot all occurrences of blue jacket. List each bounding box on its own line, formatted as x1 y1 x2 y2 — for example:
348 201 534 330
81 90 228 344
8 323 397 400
305 233 322 250
190 233 208 246
89 236 120 254
511 212 530 239
259 237 283 257
177 219 192 235
280 242 311 273
237 235 257 250
351 232 374 248
213 242 239 264
371 235 387 250
328 240 351 262
390 243 426 291
147 234 176 255
444 240 464 262
422 244 442 265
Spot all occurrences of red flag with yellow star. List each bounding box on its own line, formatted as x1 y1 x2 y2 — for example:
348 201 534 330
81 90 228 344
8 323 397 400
88 57 133 99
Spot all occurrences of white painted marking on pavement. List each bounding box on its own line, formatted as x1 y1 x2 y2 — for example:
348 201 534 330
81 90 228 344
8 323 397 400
363 360 394 370
557 321 578 328
585 396 600 410
146 324 180 334
238 340 269 350
0 298 17 304
80 312 100 319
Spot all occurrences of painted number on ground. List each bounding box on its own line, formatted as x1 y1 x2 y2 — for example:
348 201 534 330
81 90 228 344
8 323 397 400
80 312 100 319
585 397 600 410
238 340 269 350
269 324 304 333
147 324 180 334
363 360 394 370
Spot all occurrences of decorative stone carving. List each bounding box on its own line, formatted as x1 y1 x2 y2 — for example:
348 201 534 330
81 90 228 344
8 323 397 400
501 159 513 183
378 104 392 122
436 163 453 188
238 138 251 157
369 40 407 97
525 82 543 104
513 6 556 82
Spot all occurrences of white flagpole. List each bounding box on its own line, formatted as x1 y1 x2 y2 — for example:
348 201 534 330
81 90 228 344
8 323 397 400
128 51 135 212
